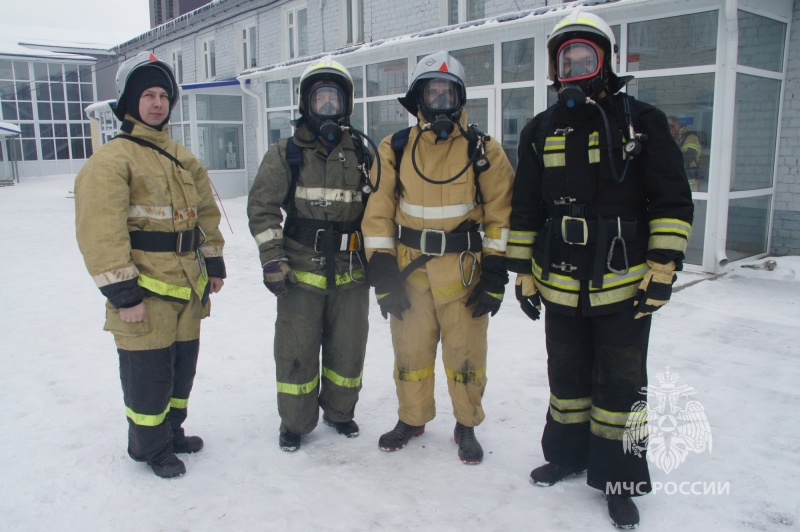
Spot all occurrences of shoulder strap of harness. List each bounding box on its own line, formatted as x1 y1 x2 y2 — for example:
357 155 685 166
113 134 185 170
284 137 304 223
533 106 557 170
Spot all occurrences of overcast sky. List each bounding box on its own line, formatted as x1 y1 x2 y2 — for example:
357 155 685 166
0 0 151 46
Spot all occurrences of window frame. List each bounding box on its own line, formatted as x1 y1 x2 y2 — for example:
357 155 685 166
283 1 308 60
340 0 364 46
200 36 216 80
170 48 183 85
239 21 258 70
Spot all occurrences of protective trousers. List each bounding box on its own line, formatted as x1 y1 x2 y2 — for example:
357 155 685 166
389 282 489 428
274 286 369 435
108 294 205 463
541 309 652 495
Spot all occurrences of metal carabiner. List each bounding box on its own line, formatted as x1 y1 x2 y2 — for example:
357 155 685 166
459 250 478 287
606 217 630 275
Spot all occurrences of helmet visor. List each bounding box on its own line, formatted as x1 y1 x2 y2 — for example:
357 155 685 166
557 39 603 82
309 83 346 118
421 79 461 114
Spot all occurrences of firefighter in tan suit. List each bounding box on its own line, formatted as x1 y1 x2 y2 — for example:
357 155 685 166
362 51 514 464
75 52 226 479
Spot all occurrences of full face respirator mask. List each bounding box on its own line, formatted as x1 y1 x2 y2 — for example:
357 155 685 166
556 39 606 109
419 79 462 139
307 82 347 143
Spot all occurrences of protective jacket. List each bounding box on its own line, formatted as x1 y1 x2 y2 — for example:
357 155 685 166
75 117 226 309
506 95 693 316
247 122 367 292
362 111 514 302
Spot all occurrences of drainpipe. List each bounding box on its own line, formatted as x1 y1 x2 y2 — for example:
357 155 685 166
238 75 266 189
710 0 739 271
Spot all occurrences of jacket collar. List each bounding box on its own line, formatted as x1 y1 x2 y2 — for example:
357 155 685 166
121 116 170 145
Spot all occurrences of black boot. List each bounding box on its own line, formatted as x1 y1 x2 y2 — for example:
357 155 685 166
378 420 425 451
279 431 301 452
529 462 587 486
322 413 360 438
606 494 640 529
453 422 483 464
173 434 204 454
148 452 186 479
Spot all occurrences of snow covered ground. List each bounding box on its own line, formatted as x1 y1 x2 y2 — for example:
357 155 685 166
1 174 798 531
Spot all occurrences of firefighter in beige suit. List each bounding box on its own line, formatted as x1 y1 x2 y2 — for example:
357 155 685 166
75 52 226 479
362 51 514 464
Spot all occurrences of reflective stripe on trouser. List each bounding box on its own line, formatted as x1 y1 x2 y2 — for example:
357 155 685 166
111 294 204 462
389 281 488 427
542 309 652 495
274 285 369 435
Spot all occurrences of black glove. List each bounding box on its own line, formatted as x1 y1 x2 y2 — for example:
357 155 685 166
368 252 411 320
515 274 541 321
465 255 508 318
263 260 297 296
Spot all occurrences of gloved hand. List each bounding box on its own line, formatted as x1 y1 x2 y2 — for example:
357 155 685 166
368 252 411 320
465 255 508 318
633 260 676 319
263 260 297 296
515 273 541 321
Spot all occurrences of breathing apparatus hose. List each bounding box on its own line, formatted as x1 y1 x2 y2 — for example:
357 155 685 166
410 120 479 185
342 123 381 193
586 97 632 184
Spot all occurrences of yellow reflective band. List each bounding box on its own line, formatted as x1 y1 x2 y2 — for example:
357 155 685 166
536 282 579 307
550 393 592 411
533 263 580 291
588 263 648 291
487 291 503 300
683 142 700 152
126 405 170 427
508 230 536 245
196 274 209 299
648 234 689 254
649 218 692 238
589 284 639 307
484 227 506 240
294 269 366 289
588 132 599 147
505 245 533 260
544 153 566 167
444 365 486 384
592 405 634 426
138 274 192 300
322 367 363 389
590 420 627 440
588 148 600 164
396 364 435 382
277 373 320 395
544 137 565 151
551 406 591 424
170 397 188 409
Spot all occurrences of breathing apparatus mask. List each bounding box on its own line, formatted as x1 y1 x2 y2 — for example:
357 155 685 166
556 39 606 109
419 79 462 139
307 82 347 143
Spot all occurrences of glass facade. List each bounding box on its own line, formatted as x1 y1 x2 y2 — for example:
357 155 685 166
0 59 93 163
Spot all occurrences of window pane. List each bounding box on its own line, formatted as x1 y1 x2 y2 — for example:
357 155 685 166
466 0 484 21
210 41 216 77
68 103 82 121
738 10 786 73
22 139 38 160
464 97 488 133
80 84 93 102
450 45 493 87
37 82 50 101
448 0 458 25
350 66 364 98
292 76 301 105
0 60 13 79
64 64 79 82
196 95 242 121
56 138 69 159
41 138 55 160
71 138 85 159
351 102 364 131
183 125 192 150
297 8 308 57
502 39 534 83
51 83 64 101
37 101 51 120
170 125 183 144
16 82 31 101
197 124 244 170
502 87 535 169
367 100 406 143
13 61 29 80
627 73 714 193
79 65 92 82
726 195 770 261
182 95 190 121
48 64 62 82
84 138 93 158
731 74 780 191
684 199 706 265
17 101 33 120
52 102 66 120
70 124 83 137
54 123 67 137
2 102 17 120
40 123 53 137
628 11 718 71
367 59 408 97
267 111 293 145
266 79 291 107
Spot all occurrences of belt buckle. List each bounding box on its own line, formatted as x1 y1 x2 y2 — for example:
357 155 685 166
420 229 446 256
561 216 588 245
314 229 325 253
176 228 195 254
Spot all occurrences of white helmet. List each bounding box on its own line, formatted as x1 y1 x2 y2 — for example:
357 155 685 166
298 57 354 116
398 51 467 117
113 51 179 121
546 10 618 87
